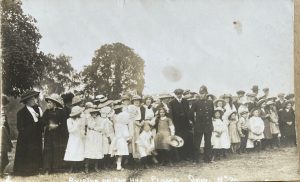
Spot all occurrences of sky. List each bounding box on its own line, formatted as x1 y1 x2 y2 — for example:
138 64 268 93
21 0 294 96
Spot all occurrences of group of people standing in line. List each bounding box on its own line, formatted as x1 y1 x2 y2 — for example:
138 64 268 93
0 85 296 176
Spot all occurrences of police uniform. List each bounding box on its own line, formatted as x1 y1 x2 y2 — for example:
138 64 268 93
190 88 214 163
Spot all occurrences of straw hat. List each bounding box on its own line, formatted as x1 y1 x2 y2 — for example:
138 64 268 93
69 106 84 117
227 110 237 120
45 93 64 108
20 90 40 103
168 135 184 148
85 102 96 109
131 95 142 101
214 99 226 107
71 95 83 106
121 94 131 101
221 94 232 99
250 107 261 116
143 95 153 102
158 93 173 99
214 107 224 115
265 100 275 106
100 106 113 115
93 94 105 104
206 94 216 101
88 108 100 114
98 100 113 109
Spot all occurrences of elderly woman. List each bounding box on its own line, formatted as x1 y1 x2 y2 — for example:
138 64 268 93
42 94 67 174
14 90 43 176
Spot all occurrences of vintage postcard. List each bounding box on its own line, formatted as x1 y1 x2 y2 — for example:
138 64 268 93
1 0 299 181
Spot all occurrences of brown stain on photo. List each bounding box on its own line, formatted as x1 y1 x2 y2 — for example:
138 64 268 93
233 20 242 34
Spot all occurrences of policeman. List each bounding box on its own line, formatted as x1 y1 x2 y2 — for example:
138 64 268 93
190 85 214 163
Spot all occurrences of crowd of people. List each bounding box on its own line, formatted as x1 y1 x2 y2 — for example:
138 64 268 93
0 85 297 177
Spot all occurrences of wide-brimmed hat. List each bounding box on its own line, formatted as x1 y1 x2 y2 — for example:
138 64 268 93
174 88 184 95
250 107 261 116
121 94 131 101
85 102 96 109
45 93 64 108
227 111 237 120
251 85 259 91
221 94 232 99
143 95 153 102
257 99 267 107
285 93 295 100
69 106 84 117
265 100 275 106
206 94 216 101
113 100 124 110
236 90 246 95
93 94 105 104
71 95 83 106
87 108 100 114
20 90 40 103
97 97 113 108
100 106 113 115
214 107 224 115
284 100 295 107
238 107 249 115
168 135 184 148
131 95 142 101
158 93 173 99
214 99 226 107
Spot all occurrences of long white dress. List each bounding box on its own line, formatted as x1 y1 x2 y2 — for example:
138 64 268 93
136 130 155 158
109 112 131 156
211 119 230 149
64 117 85 161
247 116 265 148
99 116 114 155
84 115 104 159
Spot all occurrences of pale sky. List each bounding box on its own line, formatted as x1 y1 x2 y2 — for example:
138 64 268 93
22 0 294 96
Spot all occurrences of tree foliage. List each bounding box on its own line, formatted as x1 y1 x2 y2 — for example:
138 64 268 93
1 0 44 97
39 54 80 95
82 43 145 99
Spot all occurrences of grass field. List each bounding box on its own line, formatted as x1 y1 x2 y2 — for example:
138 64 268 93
3 146 299 182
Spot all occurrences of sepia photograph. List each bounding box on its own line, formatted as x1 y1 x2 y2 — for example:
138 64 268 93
0 0 299 181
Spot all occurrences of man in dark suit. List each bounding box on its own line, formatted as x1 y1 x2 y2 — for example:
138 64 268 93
276 93 286 112
14 90 43 176
190 85 214 163
169 89 191 161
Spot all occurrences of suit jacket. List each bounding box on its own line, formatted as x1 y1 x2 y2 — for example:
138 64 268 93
275 100 286 112
169 98 190 132
190 98 214 133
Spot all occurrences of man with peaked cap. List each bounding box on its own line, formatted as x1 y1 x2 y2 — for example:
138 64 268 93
169 88 192 161
251 85 260 102
234 90 246 110
259 88 270 100
14 90 43 176
246 93 257 112
276 93 286 112
190 85 214 163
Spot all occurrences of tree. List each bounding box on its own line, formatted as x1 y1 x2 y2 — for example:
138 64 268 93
39 54 81 95
1 0 44 97
82 43 145 99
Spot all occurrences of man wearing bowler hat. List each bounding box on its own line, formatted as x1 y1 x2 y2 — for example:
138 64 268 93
169 88 191 161
190 85 214 163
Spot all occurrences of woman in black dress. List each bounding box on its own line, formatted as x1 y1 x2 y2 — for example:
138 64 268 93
279 101 296 146
42 94 67 174
14 90 43 176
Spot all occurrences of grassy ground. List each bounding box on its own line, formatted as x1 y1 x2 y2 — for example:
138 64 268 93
3 146 299 182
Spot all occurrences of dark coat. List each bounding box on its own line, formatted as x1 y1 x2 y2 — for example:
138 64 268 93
169 98 190 132
247 102 257 113
279 108 296 138
190 99 214 133
275 100 286 112
42 108 68 170
14 106 43 175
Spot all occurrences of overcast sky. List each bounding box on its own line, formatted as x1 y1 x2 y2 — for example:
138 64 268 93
22 0 294 96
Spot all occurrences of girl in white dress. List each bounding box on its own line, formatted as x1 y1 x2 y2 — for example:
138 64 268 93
136 122 155 168
110 105 138 170
99 106 115 169
247 107 265 152
211 108 230 160
83 108 103 173
64 106 85 173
